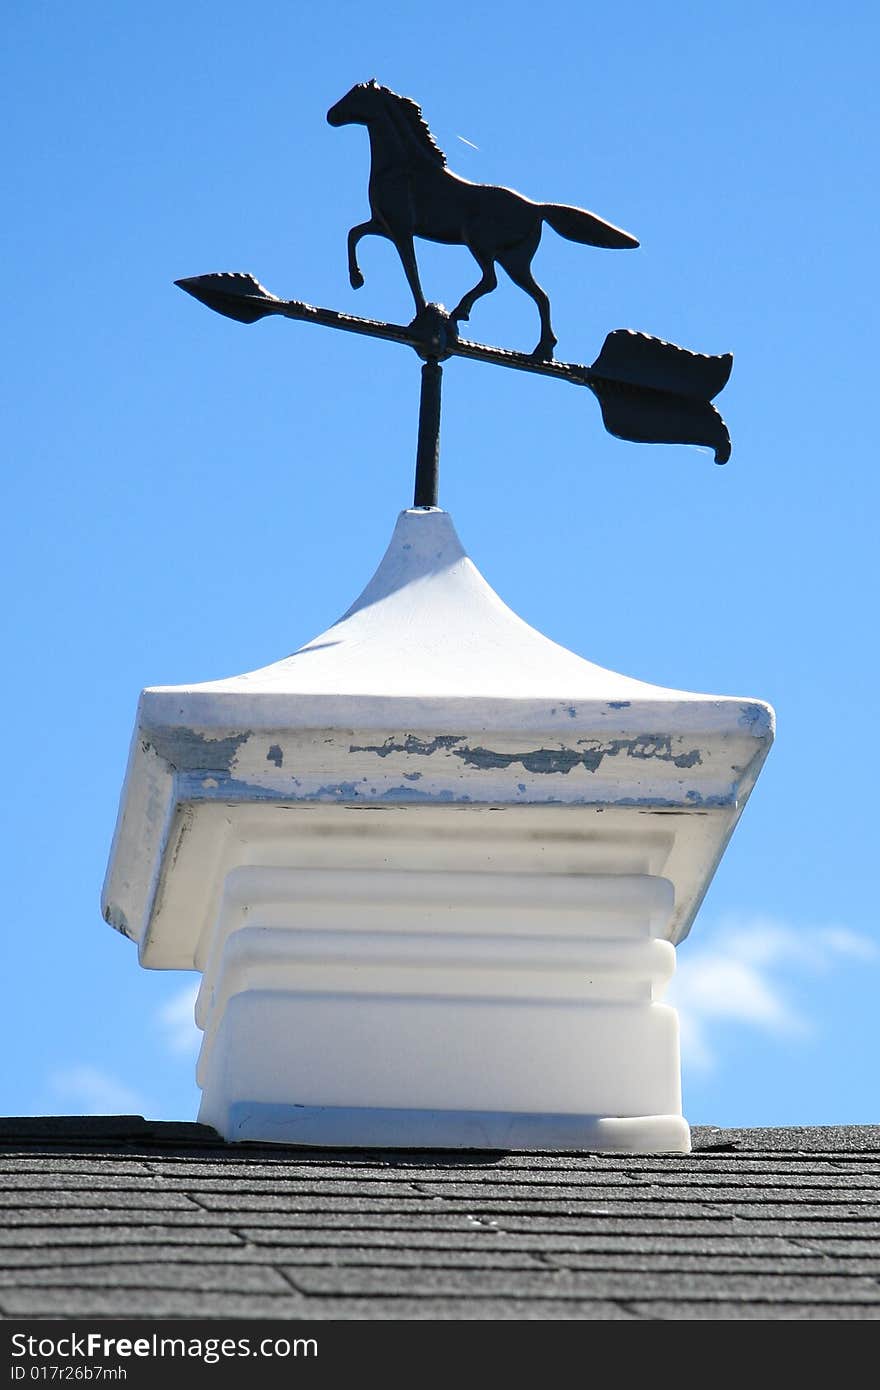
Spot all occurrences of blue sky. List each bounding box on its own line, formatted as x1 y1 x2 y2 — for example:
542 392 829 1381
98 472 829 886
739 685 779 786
2 1 877 1130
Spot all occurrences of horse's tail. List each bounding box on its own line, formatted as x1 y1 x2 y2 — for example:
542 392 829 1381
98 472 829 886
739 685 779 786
542 202 639 250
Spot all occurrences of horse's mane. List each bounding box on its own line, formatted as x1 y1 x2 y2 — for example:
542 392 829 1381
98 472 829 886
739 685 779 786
378 84 447 168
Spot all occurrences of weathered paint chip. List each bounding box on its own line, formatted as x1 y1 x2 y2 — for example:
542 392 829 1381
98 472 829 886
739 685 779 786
144 729 251 773
349 734 465 758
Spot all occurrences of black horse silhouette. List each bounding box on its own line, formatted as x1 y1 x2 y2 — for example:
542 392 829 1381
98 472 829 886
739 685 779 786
327 80 639 359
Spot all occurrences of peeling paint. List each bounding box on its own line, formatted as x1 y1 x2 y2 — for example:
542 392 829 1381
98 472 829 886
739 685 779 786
169 807 194 872
266 744 284 768
608 700 631 709
314 782 365 799
103 902 132 937
379 784 458 802
174 764 735 811
182 776 303 803
454 734 702 776
456 745 586 774
343 728 706 777
306 781 458 804
619 793 728 808
738 703 773 736
144 729 251 773
673 749 702 769
681 789 732 808
349 734 465 758
403 771 423 781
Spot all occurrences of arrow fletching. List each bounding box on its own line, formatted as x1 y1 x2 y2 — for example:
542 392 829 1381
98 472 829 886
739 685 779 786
587 379 731 463
591 330 732 400
587 330 733 463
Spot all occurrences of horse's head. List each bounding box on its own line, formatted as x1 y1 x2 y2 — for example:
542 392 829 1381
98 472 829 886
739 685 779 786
327 80 383 127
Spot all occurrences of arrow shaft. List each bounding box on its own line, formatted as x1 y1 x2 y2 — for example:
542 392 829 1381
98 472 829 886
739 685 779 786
288 301 594 384
452 335 591 385
182 279 595 384
279 294 595 382
176 274 732 464
271 296 422 352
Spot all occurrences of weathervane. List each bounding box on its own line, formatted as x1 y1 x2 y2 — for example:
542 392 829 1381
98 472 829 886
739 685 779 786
177 80 733 507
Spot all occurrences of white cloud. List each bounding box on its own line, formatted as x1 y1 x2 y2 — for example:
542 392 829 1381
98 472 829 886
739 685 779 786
815 926 878 960
43 980 203 1118
48 1065 151 1116
667 918 877 1072
157 980 201 1056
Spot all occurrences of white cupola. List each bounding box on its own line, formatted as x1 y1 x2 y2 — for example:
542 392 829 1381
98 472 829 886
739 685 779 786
102 506 773 1153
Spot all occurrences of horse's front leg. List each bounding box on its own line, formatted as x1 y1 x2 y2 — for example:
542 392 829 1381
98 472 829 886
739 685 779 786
394 233 427 316
347 219 383 289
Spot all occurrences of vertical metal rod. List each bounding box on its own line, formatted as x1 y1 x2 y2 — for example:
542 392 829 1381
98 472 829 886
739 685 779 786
413 359 442 508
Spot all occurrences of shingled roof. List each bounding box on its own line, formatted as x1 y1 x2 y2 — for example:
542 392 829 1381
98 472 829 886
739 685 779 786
1 1118 878 1321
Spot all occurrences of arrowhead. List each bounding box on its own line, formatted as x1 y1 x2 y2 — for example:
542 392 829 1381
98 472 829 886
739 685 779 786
175 272 282 324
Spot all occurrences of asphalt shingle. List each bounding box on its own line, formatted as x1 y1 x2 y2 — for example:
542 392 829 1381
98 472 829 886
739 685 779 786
0 1118 878 1321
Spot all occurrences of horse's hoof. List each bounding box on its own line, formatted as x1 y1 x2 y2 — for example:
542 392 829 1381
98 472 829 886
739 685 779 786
531 342 556 361
451 307 470 323
350 271 364 289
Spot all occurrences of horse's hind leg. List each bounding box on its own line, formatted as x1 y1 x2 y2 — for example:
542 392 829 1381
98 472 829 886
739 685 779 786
496 239 556 359
347 219 384 289
451 247 497 325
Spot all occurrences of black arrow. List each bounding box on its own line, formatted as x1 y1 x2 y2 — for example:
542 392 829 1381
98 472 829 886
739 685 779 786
176 271 733 505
